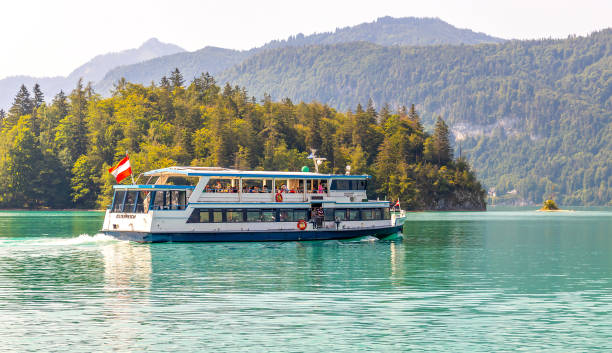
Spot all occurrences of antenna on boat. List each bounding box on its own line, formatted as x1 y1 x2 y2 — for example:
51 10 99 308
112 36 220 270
308 149 327 173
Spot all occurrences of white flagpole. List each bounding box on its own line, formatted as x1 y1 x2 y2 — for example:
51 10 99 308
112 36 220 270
127 150 135 185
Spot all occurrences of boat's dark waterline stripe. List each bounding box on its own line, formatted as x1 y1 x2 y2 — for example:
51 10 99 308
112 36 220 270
103 225 403 243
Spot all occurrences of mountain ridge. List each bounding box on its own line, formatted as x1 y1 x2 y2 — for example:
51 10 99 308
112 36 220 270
0 38 184 109
95 17 504 95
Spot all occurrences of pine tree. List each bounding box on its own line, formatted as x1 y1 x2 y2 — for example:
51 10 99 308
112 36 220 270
160 76 170 88
305 105 322 151
7 85 33 125
366 98 377 123
112 77 128 94
55 79 89 164
52 91 69 118
433 116 453 165
0 109 5 120
170 68 184 88
379 103 391 125
407 103 423 130
33 83 44 108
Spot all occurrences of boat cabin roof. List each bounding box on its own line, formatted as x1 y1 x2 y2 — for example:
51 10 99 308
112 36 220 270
143 166 371 180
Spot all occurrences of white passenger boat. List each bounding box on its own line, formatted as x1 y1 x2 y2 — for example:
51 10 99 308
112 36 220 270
101 166 406 242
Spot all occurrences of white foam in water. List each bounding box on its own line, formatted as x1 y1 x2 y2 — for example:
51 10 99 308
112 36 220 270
358 235 379 242
39 233 119 246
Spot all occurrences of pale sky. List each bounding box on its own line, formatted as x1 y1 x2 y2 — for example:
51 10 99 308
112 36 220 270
1 0 611 79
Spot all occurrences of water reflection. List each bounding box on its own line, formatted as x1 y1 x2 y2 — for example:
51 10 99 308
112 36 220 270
1 210 612 351
99 242 152 351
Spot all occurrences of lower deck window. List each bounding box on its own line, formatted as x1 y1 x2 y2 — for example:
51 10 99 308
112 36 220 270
212 210 223 223
185 207 390 223
334 209 347 221
226 209 244 222
188 208 310 223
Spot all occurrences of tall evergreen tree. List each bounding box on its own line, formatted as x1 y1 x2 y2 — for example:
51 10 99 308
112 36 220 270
379 103 391 125
170 68 184 88
7 85 33 125
433 116 453 165
0 109 5 121
160 76 170 88
33 83 44 108
55 79 89 164
52 90 69 118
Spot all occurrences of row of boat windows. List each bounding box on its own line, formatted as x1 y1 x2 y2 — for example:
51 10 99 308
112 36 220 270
187 208 391 223
111 190 188 213
201 179 367 193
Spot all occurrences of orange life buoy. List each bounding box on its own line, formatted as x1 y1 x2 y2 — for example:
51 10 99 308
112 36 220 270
275 193 283 202
297 219 307 230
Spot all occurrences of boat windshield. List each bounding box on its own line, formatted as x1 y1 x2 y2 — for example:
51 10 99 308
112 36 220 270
111 190 152 213
110 189 188 213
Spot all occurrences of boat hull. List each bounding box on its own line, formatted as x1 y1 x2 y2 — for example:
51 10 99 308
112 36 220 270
103 225 403 243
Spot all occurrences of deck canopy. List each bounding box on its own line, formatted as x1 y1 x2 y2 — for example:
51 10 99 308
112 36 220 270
143 166 371 180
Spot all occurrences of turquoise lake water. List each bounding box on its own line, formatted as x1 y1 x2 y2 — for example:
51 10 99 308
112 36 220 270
0 209 611 351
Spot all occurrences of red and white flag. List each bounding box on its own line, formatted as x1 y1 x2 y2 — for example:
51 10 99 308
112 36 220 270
108 155 132 183
394 199 400 207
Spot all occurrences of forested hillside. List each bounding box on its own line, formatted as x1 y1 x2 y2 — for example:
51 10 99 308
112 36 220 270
95 17 503 96
0 74 485 210
261 16 503 49
95 47 249 95
218 30 612 205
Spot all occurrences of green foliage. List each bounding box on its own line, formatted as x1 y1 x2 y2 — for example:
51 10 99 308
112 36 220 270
541 199 560 210
7 85 33 126
0 72 484 209
217 30 612 205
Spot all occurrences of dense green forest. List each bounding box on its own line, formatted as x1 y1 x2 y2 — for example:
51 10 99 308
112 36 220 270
217 30 612 205
0 73 485 210
95 17 502 96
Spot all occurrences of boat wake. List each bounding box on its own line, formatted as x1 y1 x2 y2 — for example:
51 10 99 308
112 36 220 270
0 233 121 249
39 233 119 246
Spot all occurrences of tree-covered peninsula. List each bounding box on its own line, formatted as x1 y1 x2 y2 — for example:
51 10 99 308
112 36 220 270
0 73 485 210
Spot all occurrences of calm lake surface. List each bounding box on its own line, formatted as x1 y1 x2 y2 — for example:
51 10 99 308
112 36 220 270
1 208 611 351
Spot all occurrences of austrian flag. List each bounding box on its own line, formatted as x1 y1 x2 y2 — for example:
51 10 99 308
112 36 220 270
108 155 132 183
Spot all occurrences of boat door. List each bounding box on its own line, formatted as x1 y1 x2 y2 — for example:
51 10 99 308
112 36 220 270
310 203 323 229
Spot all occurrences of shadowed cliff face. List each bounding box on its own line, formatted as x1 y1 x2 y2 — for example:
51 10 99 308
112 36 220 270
429 189 487 211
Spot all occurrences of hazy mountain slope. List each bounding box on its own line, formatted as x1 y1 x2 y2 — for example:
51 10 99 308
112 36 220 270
67 38 184 83
217 30 612 205
262 16 504 49
94 16 503 95
95 46 250 94
0 38 184 109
